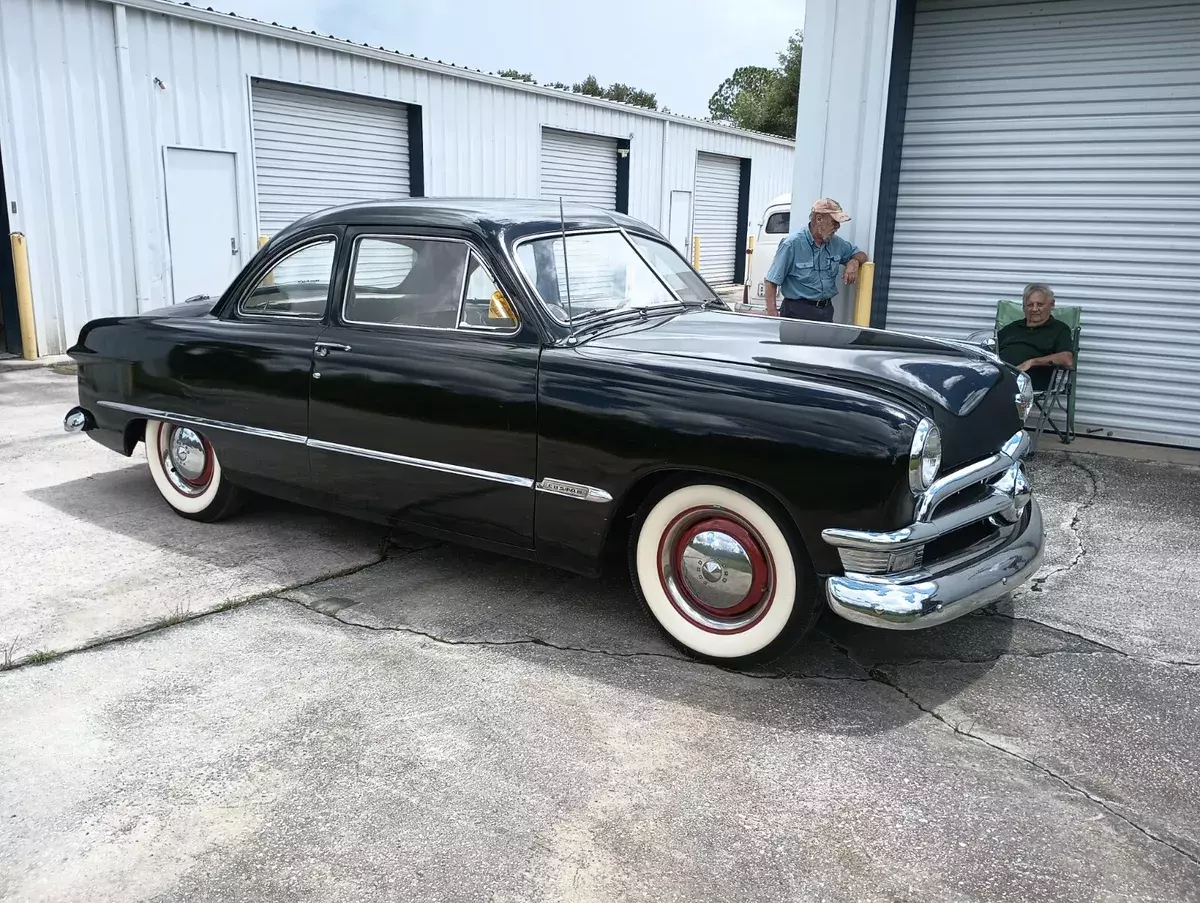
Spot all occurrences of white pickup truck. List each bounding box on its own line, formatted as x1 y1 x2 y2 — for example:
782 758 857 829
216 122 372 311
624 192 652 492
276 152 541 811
745 192 791 308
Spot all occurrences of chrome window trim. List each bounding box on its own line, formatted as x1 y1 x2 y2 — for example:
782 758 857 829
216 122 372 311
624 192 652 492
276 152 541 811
307 438 533 488
235 233 340 322
510 227 684 326
341 234 521 336
96 401 308 444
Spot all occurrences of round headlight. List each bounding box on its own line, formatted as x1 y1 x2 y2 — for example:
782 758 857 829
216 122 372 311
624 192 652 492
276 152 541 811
909 419 943 494
1015 372 1034 421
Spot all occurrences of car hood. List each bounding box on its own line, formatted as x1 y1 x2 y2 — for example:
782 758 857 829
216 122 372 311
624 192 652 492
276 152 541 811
583 310 1007 418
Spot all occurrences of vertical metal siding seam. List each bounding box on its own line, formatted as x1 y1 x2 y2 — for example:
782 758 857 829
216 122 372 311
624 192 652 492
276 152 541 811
64 0 94 326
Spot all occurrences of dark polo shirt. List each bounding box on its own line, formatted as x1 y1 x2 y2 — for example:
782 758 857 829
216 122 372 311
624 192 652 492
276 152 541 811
998 316 1073 390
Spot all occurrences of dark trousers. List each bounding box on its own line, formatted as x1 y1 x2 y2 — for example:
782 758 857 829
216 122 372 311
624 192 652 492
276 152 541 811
780 298 835 323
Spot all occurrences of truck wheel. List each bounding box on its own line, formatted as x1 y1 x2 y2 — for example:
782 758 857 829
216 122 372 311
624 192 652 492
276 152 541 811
144 419 243 522
628 481 819 666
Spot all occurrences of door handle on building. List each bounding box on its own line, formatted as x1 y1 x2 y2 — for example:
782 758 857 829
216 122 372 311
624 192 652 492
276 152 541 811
230 237 239 255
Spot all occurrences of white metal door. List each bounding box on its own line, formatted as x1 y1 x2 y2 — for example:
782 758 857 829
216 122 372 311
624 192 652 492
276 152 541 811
668 190 692 255
539 129 618 209
693 152 741 285
164 148 240 304
251 80 409 238
887 0 1200 448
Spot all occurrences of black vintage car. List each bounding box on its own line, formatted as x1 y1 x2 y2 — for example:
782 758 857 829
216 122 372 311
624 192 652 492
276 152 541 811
64 199 1043 665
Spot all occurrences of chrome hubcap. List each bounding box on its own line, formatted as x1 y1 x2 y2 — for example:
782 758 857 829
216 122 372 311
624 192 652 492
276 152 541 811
658 509 774 634
160 425 213 496
169 428 207 482
679 530 756 612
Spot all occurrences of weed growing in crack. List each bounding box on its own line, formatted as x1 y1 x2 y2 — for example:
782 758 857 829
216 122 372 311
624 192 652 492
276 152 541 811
1 636 21 671
27 650 56 665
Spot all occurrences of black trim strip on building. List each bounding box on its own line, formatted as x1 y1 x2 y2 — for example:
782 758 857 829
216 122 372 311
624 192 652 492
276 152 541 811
734 157 752 284
0 135 21 355
407 104 425 198
615 138 631 214
869 0 917 330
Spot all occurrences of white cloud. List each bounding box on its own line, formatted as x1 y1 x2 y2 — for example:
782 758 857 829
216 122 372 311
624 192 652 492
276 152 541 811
210 0 804 118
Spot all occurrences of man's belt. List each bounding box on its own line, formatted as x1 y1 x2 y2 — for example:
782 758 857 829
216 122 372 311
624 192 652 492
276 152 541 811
783 297 832 309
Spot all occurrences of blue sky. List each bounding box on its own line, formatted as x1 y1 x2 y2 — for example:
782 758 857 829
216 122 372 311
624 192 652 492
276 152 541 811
215 0 804 119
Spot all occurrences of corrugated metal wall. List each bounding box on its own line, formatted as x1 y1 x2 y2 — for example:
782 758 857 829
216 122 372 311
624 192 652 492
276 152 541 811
887 0 1200 449
0 0 794 355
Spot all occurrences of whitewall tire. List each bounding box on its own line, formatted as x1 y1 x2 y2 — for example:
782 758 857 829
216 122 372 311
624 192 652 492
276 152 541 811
629 482 817 664
144 419 243 522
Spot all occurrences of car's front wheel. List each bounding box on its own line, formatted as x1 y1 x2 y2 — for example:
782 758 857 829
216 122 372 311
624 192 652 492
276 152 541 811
629 481 820 666
144 419 243 522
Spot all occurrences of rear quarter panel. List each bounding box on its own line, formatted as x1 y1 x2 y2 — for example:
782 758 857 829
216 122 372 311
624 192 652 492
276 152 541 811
534 344 923 577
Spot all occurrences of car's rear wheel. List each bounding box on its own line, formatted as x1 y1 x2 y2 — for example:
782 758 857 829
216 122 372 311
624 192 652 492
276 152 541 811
629 481 820 666
144 419 243 522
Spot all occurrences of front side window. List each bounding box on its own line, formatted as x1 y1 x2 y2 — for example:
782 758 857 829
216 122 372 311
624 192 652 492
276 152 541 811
765 211 790 234
240 238 336 318
345 237 468 329
514 231 677 324
460 252 518 330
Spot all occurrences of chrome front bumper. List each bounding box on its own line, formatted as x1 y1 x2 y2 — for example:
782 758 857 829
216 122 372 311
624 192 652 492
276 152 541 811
825 500 1043 629
822 429 1045 630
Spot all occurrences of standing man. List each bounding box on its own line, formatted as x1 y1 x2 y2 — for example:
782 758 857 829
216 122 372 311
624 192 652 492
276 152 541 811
764 198 868 322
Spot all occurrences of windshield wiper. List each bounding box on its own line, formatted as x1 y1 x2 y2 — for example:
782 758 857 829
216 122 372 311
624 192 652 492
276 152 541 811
568 303 683 339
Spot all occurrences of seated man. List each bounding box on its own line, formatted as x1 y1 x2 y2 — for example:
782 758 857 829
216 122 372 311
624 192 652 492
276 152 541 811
998 283 1074 391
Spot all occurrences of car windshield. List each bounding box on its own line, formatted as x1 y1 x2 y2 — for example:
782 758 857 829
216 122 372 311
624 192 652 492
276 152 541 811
515 230 709 325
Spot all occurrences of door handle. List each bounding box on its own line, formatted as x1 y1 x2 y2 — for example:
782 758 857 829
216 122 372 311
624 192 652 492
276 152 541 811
314 341 352 357
230 236 239 255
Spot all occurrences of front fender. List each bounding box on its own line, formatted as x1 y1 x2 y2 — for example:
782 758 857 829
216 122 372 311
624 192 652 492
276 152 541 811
534 346 922 577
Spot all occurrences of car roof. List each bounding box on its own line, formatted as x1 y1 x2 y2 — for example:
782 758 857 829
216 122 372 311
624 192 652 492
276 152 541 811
280 197 663 243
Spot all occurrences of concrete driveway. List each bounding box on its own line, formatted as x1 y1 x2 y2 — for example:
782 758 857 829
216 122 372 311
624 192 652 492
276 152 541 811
1 366 1198 903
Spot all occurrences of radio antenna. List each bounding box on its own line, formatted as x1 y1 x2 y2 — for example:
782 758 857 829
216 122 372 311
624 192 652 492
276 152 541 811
558 196 574 330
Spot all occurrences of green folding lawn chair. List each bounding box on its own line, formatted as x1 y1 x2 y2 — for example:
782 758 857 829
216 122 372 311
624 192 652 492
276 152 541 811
994 299 1081 453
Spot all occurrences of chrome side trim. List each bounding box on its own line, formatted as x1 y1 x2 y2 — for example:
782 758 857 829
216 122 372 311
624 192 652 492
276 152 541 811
535 477 613 503
95 401 308 445
307 438 534 489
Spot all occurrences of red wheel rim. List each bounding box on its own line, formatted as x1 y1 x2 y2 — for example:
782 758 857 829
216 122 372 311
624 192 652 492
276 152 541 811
656 506 776 635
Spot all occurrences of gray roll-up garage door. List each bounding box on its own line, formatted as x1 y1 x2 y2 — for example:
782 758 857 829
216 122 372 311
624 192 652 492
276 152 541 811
693 152 742 285
251 80 409 237
886 0 1200 448
539 128 618 209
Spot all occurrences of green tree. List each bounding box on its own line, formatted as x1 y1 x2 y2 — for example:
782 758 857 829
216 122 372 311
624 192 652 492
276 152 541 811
707 30 802 138
497 69 659 110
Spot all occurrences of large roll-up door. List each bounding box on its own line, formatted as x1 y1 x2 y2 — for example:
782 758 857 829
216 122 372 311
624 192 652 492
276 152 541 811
886 0 1200 448
539 129 618 209
693 152 742 285
251 80 409 237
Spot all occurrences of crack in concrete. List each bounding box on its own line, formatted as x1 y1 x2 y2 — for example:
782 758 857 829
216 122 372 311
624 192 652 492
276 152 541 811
282 595 868 683
1025 457 1100 593
868 665 1200 869
976 610 1200 669
0 529 403 673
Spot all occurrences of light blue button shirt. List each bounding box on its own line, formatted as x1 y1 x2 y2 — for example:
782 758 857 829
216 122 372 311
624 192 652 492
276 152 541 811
765 227 861 300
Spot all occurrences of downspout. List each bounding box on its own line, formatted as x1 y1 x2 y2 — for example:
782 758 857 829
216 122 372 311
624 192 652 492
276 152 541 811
113 4 150 311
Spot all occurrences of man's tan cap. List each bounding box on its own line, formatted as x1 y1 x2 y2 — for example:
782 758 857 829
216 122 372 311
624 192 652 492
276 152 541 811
811 198 851 223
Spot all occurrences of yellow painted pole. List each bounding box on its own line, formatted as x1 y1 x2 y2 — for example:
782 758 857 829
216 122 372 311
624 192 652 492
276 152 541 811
10 233 38 361
258 234 274 285
692 235 701 270
258 234 269 248
853 261 875 327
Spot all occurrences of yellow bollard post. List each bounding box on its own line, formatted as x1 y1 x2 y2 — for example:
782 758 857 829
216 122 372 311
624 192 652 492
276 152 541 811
10 233 38 361
853 261 875 327
258 234 268 248
692 235 701 270
258 234 274 285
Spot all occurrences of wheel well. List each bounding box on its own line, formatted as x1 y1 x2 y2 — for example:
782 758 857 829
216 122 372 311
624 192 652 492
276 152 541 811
123 418 146 455
599 468 814 578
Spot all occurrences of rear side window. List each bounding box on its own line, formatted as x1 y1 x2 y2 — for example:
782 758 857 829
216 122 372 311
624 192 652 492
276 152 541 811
240 238 336 318
765 211 790 234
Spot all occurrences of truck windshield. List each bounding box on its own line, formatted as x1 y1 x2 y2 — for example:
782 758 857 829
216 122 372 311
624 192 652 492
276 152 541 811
515 230 710 325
